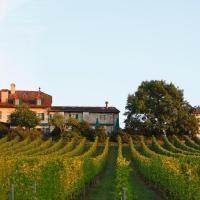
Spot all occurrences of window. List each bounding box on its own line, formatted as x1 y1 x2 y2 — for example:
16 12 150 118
100 115 106 121
68 113 79 119
37 99 42 105
108 115 113 121
15 99 19 105
37 113 45 120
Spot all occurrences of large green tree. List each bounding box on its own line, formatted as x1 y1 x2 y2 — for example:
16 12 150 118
9 105 39 129
125 80 198 136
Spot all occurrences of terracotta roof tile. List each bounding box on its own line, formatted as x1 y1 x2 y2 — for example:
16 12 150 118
193 107 200 115
0 90 52 107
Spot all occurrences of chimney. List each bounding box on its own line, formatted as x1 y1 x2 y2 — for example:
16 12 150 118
105 101 109 109
11 83 16 95
1 90 9 103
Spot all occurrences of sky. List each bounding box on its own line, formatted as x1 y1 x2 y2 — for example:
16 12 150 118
0 0 200 127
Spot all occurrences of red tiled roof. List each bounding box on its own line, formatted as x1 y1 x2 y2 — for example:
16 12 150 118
0 90 52 107
193 107 200 115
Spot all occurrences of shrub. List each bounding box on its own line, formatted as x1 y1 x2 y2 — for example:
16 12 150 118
28 129 42 140
8 128 42 140
62 130 81 141
8 128 25 140
50 127 61 140
0 123 9 138
81 129 95 141
95 127 107 143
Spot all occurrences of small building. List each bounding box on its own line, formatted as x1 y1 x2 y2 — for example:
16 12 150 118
0 83 120 133
193 107 200 136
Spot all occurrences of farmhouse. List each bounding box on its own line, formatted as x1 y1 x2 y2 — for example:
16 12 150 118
0 83 120 133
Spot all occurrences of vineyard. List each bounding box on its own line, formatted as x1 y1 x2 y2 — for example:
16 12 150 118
0 134 200 199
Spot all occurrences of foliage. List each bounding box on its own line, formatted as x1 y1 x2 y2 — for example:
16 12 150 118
65 138 86 157
0 136 8 145
184 135 200 150
129 137 200 200
0 158 16 198
35 138 64 155
5 137 109 199
125 80 198 136
151 135 181 158
95 127 107 143
8 128 42 140
110 128 124 142
49 113 66 133
78 137 98 159
0 123 9 138
66 117 80 130
50 116 95 141
162 135 199 155
50 127 61 140
114 136 133 200
0 134 200 199
51 138 76 155
172 135 200 153
193 136 200 145
67 119 95 141
62 130 81 141
9 105 39 129
79 121 95 141
0 137 20 152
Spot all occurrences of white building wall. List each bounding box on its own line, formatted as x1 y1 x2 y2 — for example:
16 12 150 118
0 107 49 124
0 108 15 123
64 113 83 121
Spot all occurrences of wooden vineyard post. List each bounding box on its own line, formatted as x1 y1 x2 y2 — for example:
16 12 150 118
83 184 86 200
122 187 126 200
10 184 14 200
33 181 37 200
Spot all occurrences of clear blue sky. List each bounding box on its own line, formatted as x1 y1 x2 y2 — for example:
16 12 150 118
0 0 200 127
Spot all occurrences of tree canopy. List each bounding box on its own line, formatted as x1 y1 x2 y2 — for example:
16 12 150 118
125 80 198 136
49 114 96 140
9 105 39 129
49 113 67 132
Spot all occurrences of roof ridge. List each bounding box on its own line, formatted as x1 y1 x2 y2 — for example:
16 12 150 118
50 106 120 113
52 106 116 108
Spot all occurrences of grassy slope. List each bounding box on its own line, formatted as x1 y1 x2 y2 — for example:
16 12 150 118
123 145 162 200
86 145 117 200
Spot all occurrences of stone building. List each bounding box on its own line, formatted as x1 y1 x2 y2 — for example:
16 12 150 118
50 105 120 133
193 108 200 135
0 83 120 133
